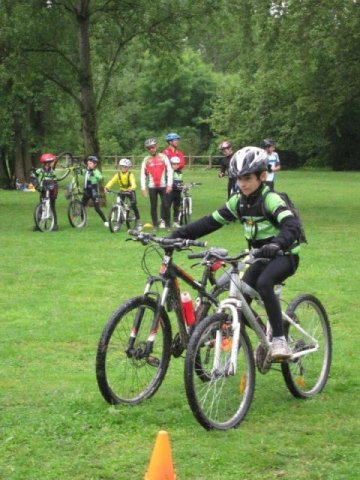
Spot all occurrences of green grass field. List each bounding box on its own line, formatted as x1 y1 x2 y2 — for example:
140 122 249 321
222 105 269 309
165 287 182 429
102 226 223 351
1 169 359 479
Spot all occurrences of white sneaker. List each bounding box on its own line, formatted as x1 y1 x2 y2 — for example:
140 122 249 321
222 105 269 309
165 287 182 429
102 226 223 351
104 222 109 228
270 337 292 361
173 222 180 228
158 220 165 229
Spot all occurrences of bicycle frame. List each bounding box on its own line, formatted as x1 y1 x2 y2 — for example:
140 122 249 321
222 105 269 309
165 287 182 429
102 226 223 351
127 248 221 359
213 257 320 376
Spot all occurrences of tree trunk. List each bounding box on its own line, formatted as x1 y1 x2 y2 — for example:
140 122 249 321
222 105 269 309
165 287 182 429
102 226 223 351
76 0 100 160
14 116 26 183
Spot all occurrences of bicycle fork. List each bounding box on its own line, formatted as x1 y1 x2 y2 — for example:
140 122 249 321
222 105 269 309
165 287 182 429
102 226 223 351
125 280 167 363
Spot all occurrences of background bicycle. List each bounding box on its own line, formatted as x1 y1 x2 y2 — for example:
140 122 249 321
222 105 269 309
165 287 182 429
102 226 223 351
65 166 87 228
106 189 137 233
95 231 233 406
179 182 201 226
33 180 56 232
184 247 332 430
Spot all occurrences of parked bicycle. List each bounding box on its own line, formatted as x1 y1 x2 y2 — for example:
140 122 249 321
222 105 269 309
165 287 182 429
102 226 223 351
184 248 332 430
95 231 233 405
179 182 201 226
33 180 56 232
106 190 137 233
66 166 87 228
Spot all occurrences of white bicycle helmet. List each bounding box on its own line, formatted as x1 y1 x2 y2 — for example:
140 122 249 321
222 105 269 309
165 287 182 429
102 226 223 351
229 146 268 177
170 156 181 165
144 138 157 148
119 158 132 168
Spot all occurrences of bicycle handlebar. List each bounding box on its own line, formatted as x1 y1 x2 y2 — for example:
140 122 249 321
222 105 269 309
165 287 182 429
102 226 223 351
187 247 284 264
127 230 207 250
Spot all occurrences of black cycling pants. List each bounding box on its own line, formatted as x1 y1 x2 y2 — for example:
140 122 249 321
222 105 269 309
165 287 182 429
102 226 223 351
148 187 171 227
82 187 107 223
120 191 140 220
242 254 299 337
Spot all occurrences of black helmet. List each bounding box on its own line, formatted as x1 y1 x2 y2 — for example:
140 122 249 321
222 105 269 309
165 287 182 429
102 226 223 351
263 138 275 148
229 146 268 177
86 155 99 164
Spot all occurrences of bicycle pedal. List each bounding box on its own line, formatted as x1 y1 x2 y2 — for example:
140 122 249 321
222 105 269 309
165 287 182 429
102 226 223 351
146 356 160 367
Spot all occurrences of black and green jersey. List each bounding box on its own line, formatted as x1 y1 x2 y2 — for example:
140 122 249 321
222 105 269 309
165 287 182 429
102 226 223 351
34 167 57 186
212 185 300 253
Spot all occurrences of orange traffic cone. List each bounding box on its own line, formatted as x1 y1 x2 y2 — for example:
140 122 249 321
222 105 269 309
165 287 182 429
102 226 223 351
144 430 176 480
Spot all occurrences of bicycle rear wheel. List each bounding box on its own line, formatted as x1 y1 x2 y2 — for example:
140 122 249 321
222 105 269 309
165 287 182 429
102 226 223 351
68 199 87 228
282 294 332 399
96 296 172 405
34 203 55 232
109 206 124 233
184 313 255 430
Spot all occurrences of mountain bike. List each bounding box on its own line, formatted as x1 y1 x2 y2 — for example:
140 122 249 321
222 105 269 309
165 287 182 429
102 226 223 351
184 248 332 430
107 190 137 233
33 180 56 232
66 167 87 228
95 231 236 405
179 182 201 226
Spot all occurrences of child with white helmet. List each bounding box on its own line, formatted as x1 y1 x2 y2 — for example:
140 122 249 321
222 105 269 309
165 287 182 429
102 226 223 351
105 158 141 229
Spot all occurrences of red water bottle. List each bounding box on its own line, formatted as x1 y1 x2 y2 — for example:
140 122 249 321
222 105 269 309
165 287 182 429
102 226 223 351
181 291 195 328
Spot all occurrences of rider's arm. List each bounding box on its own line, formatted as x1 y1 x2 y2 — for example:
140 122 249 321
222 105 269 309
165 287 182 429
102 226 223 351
105 174 117 190
171 199 237 240
140 158 147 191
265 193 301 250
170 215 223 240
129 171 136 190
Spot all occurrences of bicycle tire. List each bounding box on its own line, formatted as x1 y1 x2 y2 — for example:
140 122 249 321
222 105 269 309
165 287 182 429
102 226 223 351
184 312 255 430
68 199 87 228
34 202 55 232
109 206 124 233
183 198 191 225
96 296 172 405
55 152 74 180
125 199 136 230
281 294 332 399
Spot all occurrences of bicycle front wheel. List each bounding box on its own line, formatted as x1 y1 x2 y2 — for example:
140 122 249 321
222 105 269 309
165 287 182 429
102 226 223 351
68 199 87 228
282 294 332 399
34 203 55 232
109 206 124 233
96 296 172 405
55 152 74 180
185 313 255 430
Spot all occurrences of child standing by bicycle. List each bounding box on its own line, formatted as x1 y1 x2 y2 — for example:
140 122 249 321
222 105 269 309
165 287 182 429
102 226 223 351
104 158 141 229
31 152 59 231
171 146 301 361
81 155 108 227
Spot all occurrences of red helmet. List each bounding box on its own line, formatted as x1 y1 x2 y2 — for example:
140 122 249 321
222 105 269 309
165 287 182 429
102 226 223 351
40 153 56 163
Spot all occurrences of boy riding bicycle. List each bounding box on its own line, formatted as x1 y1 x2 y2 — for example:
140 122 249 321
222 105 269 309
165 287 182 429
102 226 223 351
105 158 141 230
31 152 59 231
171 146 301 361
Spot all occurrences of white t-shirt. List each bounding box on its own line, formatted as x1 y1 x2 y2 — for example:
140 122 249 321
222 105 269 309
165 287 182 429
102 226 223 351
266 152 280 182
